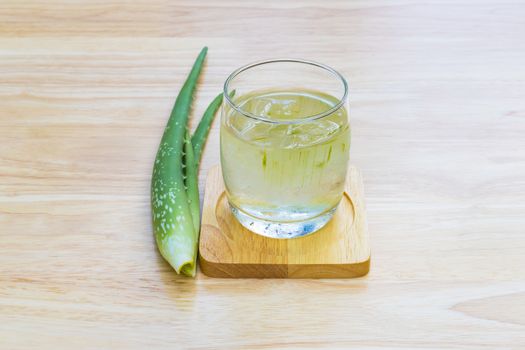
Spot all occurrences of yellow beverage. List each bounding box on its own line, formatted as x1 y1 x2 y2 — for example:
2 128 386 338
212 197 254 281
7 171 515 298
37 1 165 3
221 88 350 236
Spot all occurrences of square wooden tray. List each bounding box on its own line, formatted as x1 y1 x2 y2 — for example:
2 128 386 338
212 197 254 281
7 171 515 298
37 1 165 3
198 165 370 278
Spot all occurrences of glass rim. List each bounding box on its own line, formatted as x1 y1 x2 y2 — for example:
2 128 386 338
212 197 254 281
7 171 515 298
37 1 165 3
223 58 348 124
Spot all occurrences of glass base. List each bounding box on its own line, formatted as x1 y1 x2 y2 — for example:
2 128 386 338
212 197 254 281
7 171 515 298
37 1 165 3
230 204 337 239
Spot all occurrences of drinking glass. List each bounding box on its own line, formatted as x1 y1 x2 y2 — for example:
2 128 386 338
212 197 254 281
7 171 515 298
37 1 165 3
221 59 350 238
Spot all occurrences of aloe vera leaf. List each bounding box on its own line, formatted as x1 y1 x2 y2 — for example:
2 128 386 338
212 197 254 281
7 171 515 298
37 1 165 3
151 47 207 277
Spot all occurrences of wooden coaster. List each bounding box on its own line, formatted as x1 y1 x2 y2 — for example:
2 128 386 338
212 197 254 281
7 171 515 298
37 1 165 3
198 165 370 278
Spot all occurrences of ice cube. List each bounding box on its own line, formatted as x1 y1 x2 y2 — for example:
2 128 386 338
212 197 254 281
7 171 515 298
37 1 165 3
290 120 341 147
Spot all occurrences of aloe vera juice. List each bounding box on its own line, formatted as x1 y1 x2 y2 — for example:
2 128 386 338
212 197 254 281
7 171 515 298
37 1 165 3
221 89 350 224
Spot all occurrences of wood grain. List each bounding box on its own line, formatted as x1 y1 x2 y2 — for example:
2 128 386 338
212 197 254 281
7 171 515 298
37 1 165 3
1 0 525 349
199 166 370 278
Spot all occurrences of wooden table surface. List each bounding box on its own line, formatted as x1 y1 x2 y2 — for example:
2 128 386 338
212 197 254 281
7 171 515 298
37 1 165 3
1 1 524 349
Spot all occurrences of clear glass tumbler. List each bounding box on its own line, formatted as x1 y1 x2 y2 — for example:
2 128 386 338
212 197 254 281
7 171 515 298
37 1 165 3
220 59 350 238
